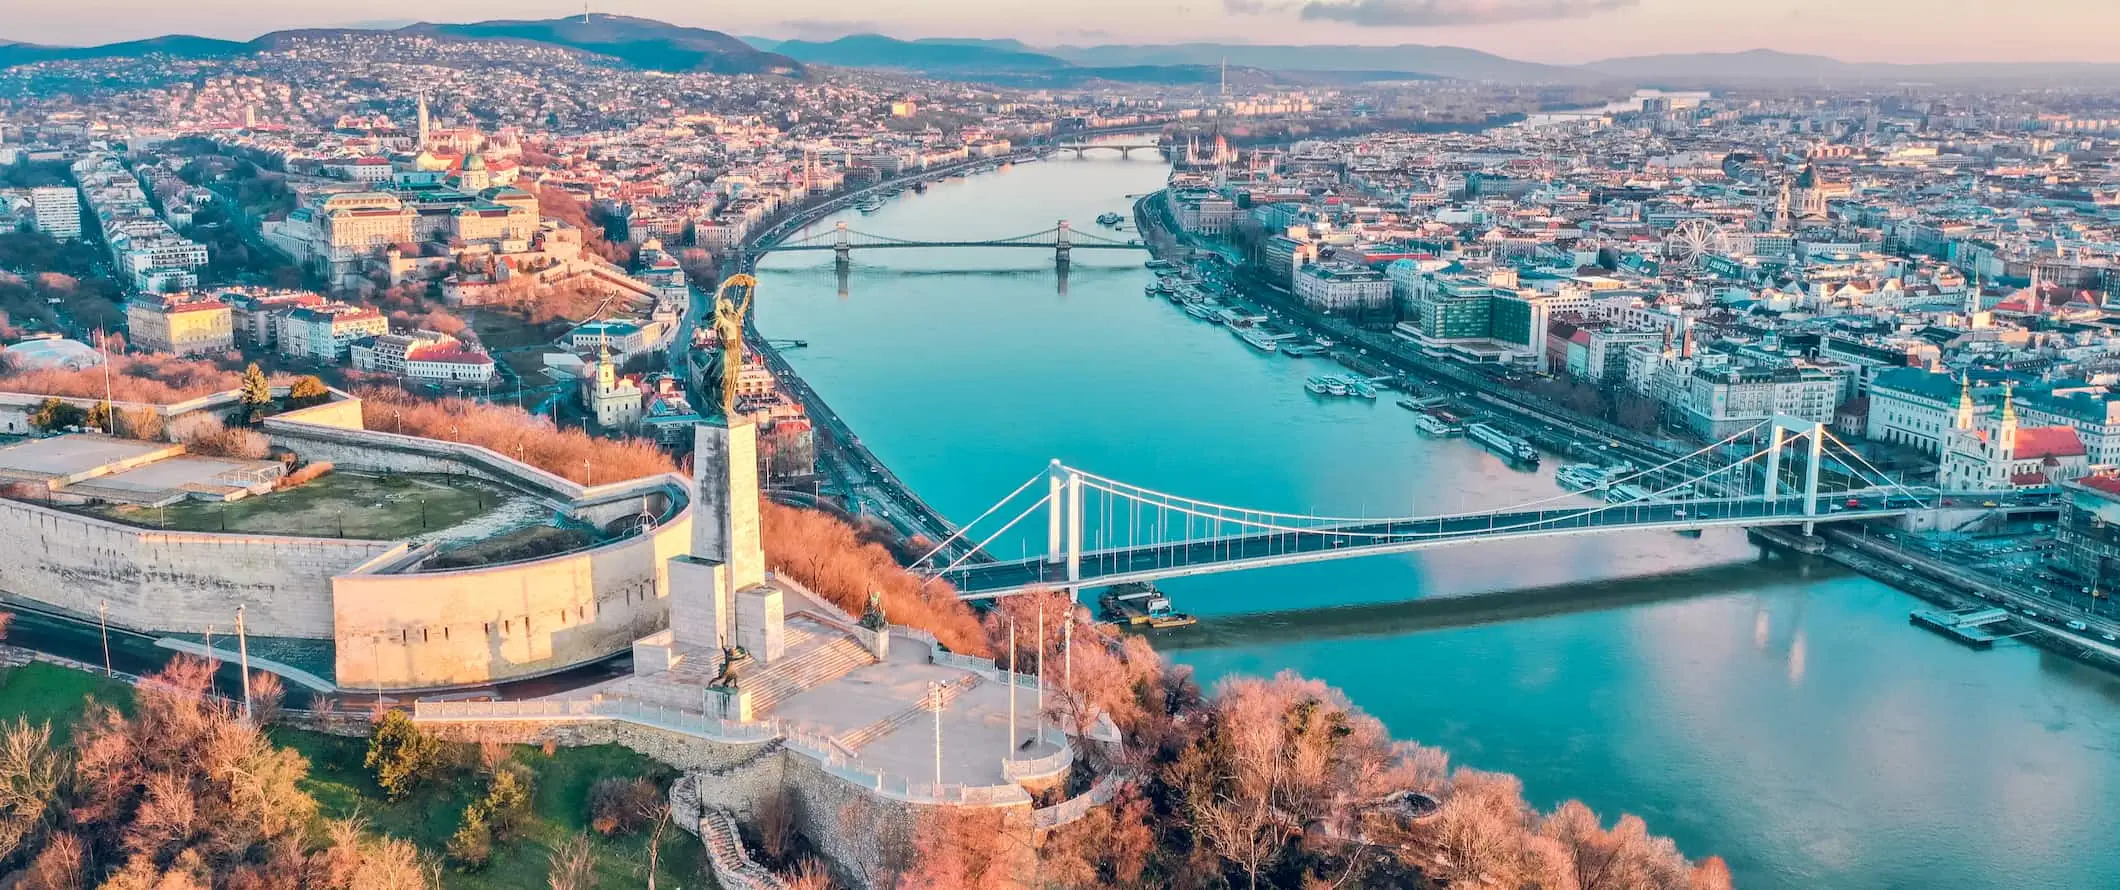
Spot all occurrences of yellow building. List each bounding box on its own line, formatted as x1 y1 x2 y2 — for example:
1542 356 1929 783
125 293 234 356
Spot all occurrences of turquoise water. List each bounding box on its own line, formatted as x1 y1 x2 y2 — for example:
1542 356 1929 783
755 151 2120 889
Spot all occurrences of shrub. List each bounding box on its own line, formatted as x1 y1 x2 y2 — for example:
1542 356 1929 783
357 386 675 484
288 375 330 406
26 398 83 432
278 461 333 488
587 776 662 836
0 354 292 405
760 503 991 657
176 419 269 459
364 711 445 801
445 804 493 871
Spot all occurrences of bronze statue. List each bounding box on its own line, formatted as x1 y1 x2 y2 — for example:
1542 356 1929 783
701 274 757 419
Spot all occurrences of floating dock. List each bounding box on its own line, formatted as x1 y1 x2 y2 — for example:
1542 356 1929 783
1909 607 2008 649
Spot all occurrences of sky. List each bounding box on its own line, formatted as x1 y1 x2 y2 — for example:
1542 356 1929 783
6 0 2119 65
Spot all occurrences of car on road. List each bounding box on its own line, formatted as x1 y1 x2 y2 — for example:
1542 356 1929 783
2066 620 2089 632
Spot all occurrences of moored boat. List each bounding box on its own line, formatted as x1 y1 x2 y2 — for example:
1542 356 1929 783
1467 422 1540 465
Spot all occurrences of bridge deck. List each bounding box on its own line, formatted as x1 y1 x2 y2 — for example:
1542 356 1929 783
942 494 1927 597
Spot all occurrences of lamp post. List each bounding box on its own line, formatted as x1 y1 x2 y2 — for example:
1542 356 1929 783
98 600 111 677
236 604 252 724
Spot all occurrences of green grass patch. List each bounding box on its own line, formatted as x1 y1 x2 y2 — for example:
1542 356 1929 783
274 729 710 889
0 661 133 742
87 471 510 540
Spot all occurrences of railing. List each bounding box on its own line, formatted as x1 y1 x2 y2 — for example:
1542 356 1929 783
1001 739 1073 782
411 696 778 742
1033 772 1129 830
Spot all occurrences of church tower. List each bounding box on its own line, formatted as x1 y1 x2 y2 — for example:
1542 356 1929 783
1955 375 1976 430
1998 383 2019 454
416 93 431 148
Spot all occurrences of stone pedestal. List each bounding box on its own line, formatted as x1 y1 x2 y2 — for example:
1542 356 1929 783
733 587 785 663
692 418 765 593
664 418 781 661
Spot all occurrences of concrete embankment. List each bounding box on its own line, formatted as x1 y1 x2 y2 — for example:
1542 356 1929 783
1750 526 2120 674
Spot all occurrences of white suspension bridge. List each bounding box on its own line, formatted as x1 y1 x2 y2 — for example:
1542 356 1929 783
914 417 1982 599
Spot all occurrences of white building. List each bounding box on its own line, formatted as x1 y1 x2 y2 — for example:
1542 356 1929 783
29 187 80 240
1294 263 1392 314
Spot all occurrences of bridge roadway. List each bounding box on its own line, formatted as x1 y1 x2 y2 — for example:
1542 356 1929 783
941 492 1932 598
755 241 1147 254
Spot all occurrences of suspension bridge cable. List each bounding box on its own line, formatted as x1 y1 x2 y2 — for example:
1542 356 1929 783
911 468 1055 568
1063 443 1782 548
1061 420 1766 530
926 491 1057 580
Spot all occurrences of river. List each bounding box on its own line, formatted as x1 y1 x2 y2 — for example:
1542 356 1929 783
752 149 2120 889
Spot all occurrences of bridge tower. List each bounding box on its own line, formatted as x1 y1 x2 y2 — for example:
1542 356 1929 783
1761 416 1827 530
1054 219 1072 269
832 221 851 269
1045 460 1083 584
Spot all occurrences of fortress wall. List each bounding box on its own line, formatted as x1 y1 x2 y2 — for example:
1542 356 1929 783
0 496 394 638
332 509 694 691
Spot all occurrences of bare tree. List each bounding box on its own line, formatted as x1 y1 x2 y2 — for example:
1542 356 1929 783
0 717 64 860
547 831 599 890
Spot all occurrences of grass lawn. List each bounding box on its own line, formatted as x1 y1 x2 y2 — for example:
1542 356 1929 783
0 662 712 889
0 661 132 741
278 730 711 890
88 471 511 540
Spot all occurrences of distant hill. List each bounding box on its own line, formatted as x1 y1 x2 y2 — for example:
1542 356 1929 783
402 15 797 74
1583 49 2120 85
1047 43 1584 83
1 16 798 75
773 35 1069 74
0 34 248 68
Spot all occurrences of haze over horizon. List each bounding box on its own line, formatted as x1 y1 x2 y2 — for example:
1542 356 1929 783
7 0 2118 66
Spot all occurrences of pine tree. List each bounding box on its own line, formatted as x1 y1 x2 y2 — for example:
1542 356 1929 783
238 363 274 421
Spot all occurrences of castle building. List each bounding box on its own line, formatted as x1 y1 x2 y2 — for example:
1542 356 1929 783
125 292 233 356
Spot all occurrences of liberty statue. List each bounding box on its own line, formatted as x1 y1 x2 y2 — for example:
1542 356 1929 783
699 274 757 419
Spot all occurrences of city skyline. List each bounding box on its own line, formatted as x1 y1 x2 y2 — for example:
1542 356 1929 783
7 0 2120 66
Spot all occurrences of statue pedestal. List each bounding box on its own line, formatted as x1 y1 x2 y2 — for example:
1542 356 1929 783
667 418 782 662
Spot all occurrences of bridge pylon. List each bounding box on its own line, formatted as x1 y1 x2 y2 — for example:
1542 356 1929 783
1761 415 1826 531
832 221 851 268
1054 219 1072 268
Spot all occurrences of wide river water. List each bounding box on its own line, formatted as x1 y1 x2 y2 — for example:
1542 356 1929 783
754 149 2120 889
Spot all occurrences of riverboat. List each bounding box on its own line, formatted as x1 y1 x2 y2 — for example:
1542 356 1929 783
1468 422 1540 465
854 197 885 214
1306 376 1333 395
1413 411 1464 437
1236 326 1280 352
1556 462 1632 493
1100 583 1197 629
1182 300 1221 321
1605 483 1656 504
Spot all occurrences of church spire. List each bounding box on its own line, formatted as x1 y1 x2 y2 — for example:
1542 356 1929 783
1999 382 2019 453
1955 374 1976 430
416 92 430 148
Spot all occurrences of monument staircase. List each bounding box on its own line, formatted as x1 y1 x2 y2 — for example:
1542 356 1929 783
742 617 879 715
833 673 985 751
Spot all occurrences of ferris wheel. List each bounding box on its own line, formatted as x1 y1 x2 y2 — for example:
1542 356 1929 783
1664 219 1730 267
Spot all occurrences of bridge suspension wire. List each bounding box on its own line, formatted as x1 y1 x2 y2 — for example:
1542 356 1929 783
910 467 1057 569
925 491 1057 582
1063 420 1767 531
1819 429 1928 505
1069 441 1784 548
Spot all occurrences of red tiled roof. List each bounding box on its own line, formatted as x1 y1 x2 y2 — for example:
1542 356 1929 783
2012 471 2050 487
2078 473 2120 496
2016 426 2085 459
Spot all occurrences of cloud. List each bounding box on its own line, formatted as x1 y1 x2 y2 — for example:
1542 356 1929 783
1229 0 1641 27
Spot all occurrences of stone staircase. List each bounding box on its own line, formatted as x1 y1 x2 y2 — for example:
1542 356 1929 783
744 634 877 715
834 673 984 751
699 806 788 890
